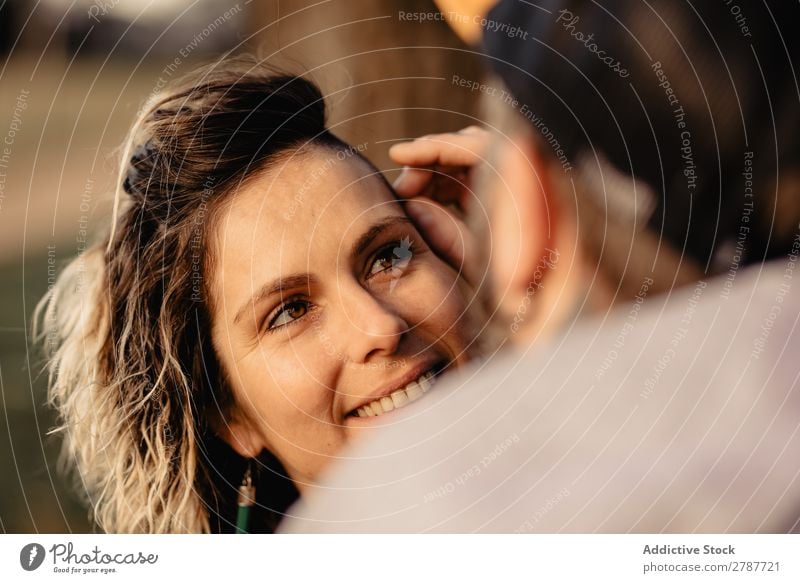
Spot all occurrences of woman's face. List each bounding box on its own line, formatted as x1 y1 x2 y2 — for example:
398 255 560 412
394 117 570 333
208 146 477 489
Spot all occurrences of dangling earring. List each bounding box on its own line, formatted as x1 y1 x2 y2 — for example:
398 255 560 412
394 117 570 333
236 461 256 533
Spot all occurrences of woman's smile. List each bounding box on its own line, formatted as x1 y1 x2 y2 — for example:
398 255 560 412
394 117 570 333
344 358 448 423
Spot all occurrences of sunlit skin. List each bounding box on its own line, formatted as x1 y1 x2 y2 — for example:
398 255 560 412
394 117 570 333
208 146 478 491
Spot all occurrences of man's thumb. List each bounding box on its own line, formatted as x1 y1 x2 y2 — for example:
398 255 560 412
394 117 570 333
405 198 477 286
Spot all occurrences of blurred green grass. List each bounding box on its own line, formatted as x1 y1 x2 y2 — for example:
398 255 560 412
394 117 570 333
0 252 92 533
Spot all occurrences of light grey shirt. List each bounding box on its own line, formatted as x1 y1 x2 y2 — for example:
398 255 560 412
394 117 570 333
281 260 800 533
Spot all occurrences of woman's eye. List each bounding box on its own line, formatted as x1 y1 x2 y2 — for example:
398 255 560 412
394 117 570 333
267 300 309 330
368 237 413 277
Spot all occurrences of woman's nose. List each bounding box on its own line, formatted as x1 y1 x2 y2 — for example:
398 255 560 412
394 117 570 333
338 286 409 364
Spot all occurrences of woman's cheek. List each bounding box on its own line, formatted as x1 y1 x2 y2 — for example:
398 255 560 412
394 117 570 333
247 340 334 430
415 257 481 358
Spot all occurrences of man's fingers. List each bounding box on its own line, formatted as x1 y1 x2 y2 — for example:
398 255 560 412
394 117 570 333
458 125 486 136
394 165 468 202
405 198 464 266
390 127 490 203
388 129 488 168
393 166 434 197
404 197 478 286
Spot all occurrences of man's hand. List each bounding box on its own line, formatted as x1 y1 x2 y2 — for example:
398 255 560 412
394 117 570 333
390 126 489 287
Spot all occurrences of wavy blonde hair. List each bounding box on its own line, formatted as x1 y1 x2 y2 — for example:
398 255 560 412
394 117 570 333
35 55 343 532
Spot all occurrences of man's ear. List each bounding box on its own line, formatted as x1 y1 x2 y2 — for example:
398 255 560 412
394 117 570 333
211 407 264 459
489 131 555 317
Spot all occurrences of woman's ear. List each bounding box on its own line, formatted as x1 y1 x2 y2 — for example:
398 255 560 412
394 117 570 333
211 407 264 458
489 131 556 319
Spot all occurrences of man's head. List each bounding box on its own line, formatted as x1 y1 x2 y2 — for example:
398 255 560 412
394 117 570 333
477 0 800 344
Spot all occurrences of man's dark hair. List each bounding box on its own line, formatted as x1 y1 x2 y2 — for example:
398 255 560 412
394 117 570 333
484 0 800 273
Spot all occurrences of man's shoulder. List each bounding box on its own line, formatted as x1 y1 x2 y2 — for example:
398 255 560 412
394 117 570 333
453 260 797 407
282 261 800 533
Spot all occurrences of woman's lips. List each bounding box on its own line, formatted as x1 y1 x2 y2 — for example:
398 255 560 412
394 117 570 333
352 369 436 418
346 360 447 419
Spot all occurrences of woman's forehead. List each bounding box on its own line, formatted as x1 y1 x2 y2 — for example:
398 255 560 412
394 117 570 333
212 152 405 287
224 149 397 231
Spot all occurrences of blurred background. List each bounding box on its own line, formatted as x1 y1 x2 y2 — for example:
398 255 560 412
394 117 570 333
0 0 484 532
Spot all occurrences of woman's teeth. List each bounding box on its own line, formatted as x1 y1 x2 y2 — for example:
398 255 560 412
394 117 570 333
354 370 436 418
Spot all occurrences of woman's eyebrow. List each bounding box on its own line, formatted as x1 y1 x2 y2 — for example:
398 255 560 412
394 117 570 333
352 215 413 256
233 273 315 325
